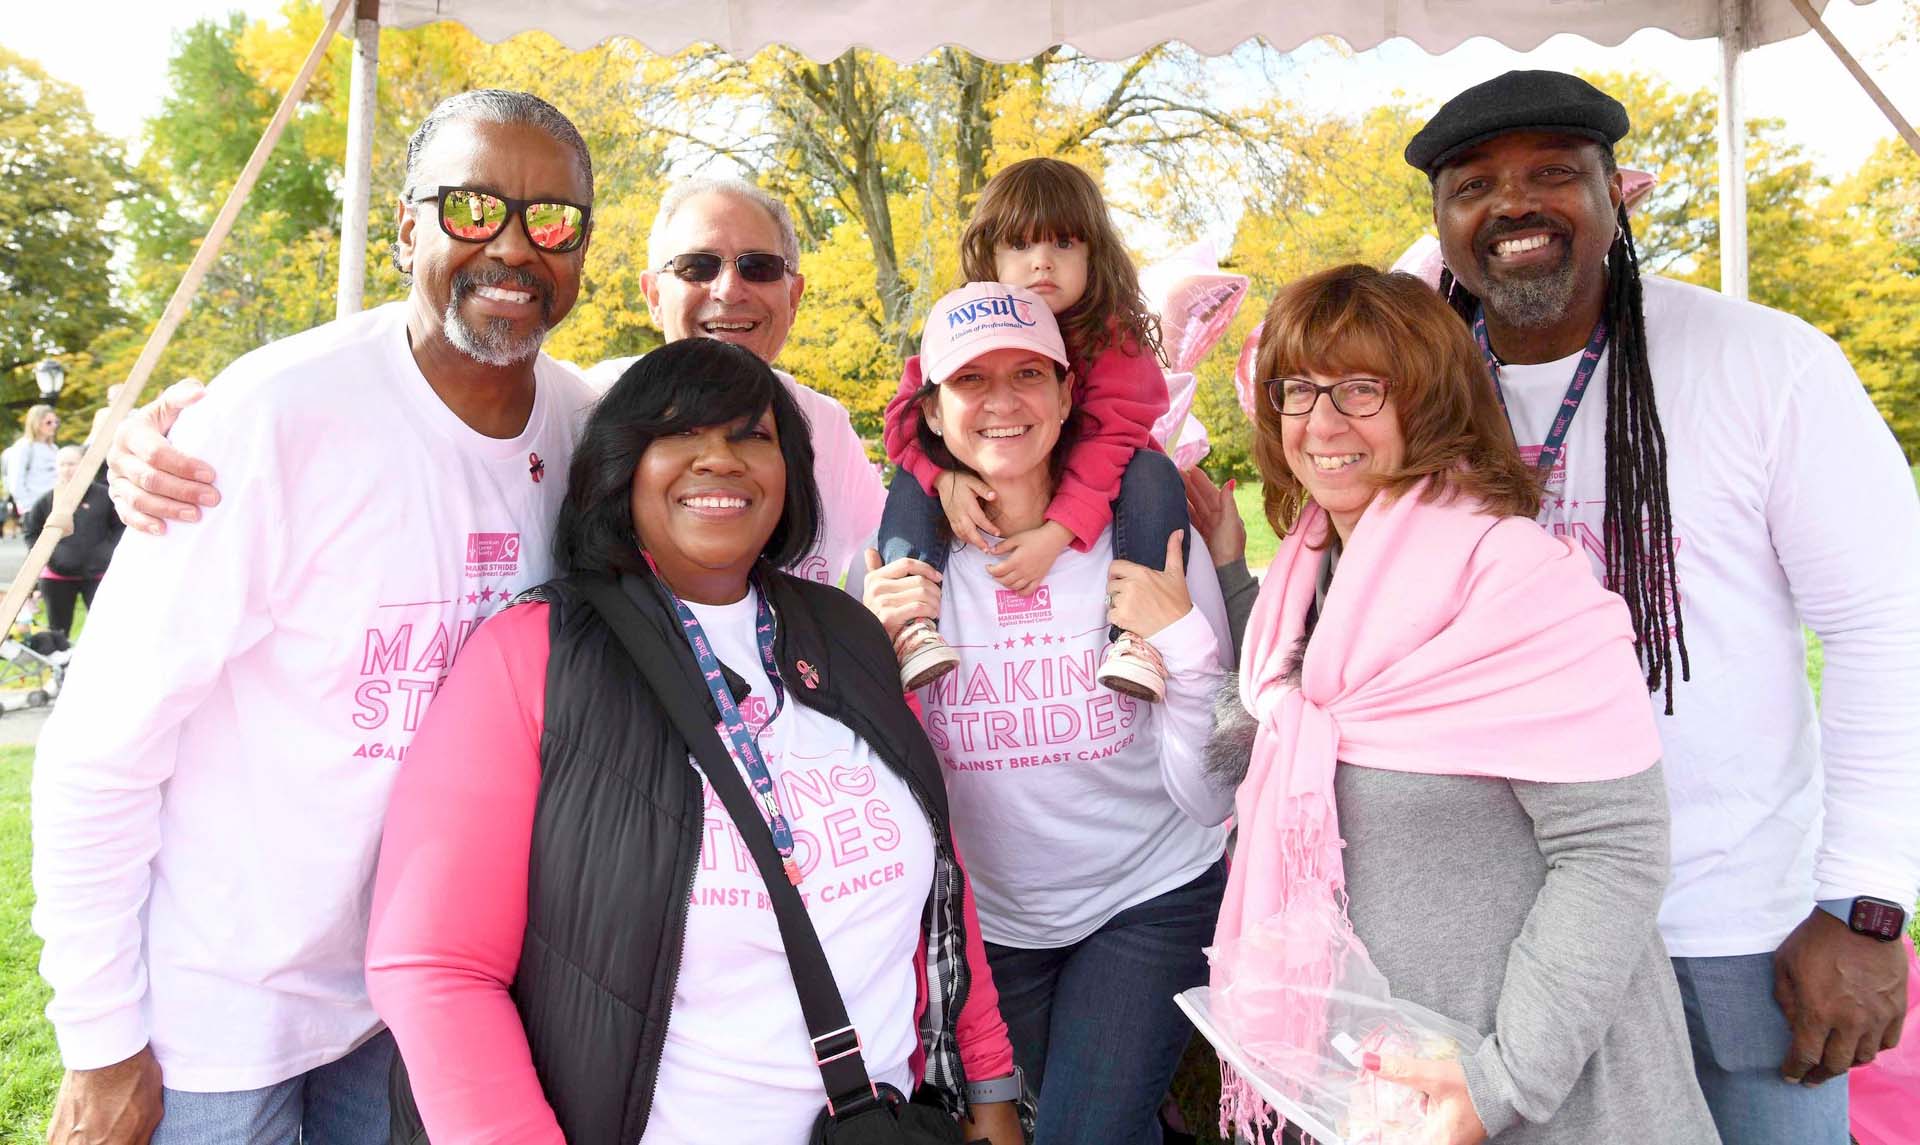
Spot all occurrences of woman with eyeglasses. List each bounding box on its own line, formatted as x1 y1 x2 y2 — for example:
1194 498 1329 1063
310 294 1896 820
1206 266 1717 1144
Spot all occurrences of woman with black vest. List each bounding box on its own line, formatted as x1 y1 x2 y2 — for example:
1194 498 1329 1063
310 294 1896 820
366 338 1023 1144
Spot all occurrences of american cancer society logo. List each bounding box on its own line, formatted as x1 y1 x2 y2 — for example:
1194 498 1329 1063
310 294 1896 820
1518 445 1568 493
994 585 1052 625
465 532 522 578
739 694 773 735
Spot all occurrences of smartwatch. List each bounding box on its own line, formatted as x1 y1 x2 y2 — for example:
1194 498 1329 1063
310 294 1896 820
965 1066 1025 1105
1816 896 1909 942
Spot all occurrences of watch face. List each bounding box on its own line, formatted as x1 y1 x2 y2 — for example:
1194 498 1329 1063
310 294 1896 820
1850 898 1906 941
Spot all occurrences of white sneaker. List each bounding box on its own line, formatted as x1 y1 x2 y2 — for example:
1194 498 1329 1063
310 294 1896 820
895 617 960 690
1098 629 1167 702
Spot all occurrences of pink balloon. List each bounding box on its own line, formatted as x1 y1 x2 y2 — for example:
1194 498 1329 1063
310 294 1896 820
1143 241 1252 372
1234 321 1264 421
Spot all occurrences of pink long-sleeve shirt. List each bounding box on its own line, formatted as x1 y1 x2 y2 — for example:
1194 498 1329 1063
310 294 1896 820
881 338 1169 552
365 602 1014 1143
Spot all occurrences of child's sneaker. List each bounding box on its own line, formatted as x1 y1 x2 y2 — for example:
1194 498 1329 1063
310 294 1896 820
895 617 960 690
1098 629 1167 702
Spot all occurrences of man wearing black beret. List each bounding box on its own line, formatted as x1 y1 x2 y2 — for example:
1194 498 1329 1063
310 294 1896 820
1407 70 1920 1144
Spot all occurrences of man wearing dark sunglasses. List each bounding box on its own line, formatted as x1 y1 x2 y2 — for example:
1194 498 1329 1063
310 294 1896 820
112 174 887 591
587 176 887 586
35 90 603 1145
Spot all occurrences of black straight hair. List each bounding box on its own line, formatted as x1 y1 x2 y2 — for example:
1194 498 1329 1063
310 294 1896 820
1438 150 1689 712
552 338 821 577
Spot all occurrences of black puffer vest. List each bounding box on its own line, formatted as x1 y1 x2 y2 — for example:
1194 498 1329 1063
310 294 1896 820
391 570 973 1143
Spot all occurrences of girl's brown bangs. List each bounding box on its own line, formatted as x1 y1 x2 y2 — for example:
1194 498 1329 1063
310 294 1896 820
979 173 1102 245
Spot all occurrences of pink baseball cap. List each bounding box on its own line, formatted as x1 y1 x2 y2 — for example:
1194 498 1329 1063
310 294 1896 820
920 282 1070 385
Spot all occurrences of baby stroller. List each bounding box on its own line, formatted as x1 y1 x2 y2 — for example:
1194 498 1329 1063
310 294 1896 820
0 617 69 713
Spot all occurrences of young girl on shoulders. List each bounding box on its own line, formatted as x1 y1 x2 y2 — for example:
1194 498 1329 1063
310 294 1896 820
879 157 1188 701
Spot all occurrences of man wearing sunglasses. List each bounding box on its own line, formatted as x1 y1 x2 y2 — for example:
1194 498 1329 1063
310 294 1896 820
586 175 886 585
33 90 600 1145
111 175 887 591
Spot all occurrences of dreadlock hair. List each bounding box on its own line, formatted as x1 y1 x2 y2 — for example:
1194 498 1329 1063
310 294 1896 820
1437 167 1690 714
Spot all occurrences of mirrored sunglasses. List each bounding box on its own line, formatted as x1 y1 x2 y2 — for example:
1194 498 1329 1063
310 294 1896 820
659 252 793 284
408 186 590 253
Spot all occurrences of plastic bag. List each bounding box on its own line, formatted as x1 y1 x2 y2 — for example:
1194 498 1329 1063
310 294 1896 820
1193 893 1483 1145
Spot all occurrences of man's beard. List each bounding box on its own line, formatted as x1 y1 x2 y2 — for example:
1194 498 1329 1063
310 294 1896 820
1472 213 1584 330
1480 257 1583 330
443 266 555 367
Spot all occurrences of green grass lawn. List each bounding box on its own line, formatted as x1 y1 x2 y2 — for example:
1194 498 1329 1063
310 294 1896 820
0 745 57 1142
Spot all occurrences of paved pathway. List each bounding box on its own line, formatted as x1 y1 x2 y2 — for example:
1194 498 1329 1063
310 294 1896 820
0 535 52 746
0 534 26 586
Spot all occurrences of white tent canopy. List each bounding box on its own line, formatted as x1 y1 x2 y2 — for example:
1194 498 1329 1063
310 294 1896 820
333 0 1892 315
8 0 1905 633
376 0 1867 60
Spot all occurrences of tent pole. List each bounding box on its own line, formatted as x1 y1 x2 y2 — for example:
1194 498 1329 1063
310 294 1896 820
0 0 354 632
336 0 381 319
1786 0 1920 160
1718 0 1749 301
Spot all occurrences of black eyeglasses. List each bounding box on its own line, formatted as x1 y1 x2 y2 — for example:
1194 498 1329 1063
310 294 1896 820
1265 377 1393 417
658 252 793 284
406 186 591 253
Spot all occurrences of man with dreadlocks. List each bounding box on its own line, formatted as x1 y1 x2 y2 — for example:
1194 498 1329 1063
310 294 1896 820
1406 69 1920 1145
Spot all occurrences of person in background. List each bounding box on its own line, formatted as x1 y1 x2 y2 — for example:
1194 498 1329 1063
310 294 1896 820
6 403 61 534
1408 70 1920 1145
22 445 123 638
859 282 1234 1145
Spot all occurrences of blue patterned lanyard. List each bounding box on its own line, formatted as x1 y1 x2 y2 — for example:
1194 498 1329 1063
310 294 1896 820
646 557 801 886
1474 308 1610 478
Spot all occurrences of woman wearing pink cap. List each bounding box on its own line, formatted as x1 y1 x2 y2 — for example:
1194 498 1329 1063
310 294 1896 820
857 282 1235 1145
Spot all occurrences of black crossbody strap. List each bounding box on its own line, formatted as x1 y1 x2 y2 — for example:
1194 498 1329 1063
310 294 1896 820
579 575 884 1118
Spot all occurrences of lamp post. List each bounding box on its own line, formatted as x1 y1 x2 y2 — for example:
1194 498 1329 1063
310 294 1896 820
34 359 66 403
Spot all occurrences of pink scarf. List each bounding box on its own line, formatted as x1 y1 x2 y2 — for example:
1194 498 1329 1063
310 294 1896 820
1213 484 1662 1137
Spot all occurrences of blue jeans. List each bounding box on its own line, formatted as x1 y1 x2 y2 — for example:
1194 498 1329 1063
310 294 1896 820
880 449 1190 572
880 449 1190 636
151 1030 395 1145
1671 953 1849 1145
985 859 1226 1145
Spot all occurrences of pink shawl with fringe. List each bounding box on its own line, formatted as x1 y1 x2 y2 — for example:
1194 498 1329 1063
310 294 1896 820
1213 485 1663 1136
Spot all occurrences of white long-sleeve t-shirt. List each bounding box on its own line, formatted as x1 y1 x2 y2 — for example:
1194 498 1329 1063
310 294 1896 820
1493 276 1920 957
854 529 1233 948
31 302 593 1090
7 438 58 515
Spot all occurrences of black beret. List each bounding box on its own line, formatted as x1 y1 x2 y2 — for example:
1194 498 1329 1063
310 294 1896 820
1404 70 1630 175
